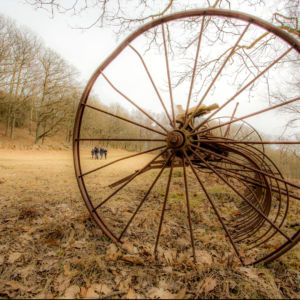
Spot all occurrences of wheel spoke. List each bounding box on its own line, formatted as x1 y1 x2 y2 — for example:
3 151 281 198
93 148 169 211
195 137 300 145
184 16 205 124
154 156 174 256
224 102 239 138
191 143 300 190
101 72 169 133
79 145 166 178
77 138 166 142
191 96 300 137
162 24 176 127
183 23 250 129
189 147 292 242
84 103 167 136
118 152 173 241
183 150 245 265
182 154 196 263
191 47 293 134
128 44 173 127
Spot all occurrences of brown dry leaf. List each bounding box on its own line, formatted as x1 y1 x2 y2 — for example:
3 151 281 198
148 287 177 299
118 276 132 292
98 284 112 295
72 240 86 249
63 285 80 298
163 249 177 265
85 286 99 299
175 287 186 299
239 267 259 281
80 287 87 298
126 288 140 299
203 277 217 295
54 273 70 294
0 255 4 265
196 250 212 266
105 243 122 261
122 241 138 254
121 255 144 265
8 252 22 264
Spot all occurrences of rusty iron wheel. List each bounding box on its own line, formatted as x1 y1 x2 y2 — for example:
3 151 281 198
73 9 300 266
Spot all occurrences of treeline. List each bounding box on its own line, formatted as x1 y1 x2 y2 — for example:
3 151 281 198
0 14 162 147
0 14 80 144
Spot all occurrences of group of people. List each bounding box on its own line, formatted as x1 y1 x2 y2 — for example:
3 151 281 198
91 146 108 160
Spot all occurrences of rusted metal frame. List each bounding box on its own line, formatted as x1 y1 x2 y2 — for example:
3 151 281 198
233 122 244 140
249 230 300 266
183 150 245 265
199 162 265 216
184 16 205 124
230 143 290 248
191 96 300 139
189 146 292 242
224 102 239 138
199 165 266 238
182 154 197 263
183 23 250 130
162 24 176 127
190 47 293 135
195 152 277 242
231 141 289 229
195 138 300 145
108 160 182 188
83 103 167 136
208 155 270 239
73 103 121 245
93 148 168 211
208 164 289 201
128 44 173 127
77 138 166 142
199 141 287 235
118 152 173 241
80 145 166 178
154 157 175 256
101 72 169 133
240 129 255 142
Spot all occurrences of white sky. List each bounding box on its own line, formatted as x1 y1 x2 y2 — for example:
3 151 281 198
0 0 298 138
0 0 116 82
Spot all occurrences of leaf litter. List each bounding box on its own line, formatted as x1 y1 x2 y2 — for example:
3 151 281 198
0 149 299 299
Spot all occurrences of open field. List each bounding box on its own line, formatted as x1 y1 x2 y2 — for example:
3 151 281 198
0 149 299 299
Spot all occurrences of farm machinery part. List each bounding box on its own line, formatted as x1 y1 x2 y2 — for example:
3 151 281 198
73 9 300 266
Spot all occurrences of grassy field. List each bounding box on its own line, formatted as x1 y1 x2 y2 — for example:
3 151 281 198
0 148 299 299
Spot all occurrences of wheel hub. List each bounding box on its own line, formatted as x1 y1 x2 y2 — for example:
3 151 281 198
166 130 189 149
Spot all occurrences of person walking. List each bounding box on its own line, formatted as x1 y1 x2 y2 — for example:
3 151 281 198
100 147 104 159
104 149 107 160
91 148 94 159
94 146 99 160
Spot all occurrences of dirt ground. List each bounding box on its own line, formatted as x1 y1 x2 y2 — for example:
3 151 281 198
0 148 299 299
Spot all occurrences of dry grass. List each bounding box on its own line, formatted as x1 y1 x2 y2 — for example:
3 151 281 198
0 148 299 299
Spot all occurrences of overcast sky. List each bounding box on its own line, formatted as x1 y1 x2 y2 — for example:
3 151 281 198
0 0 117 83
0 0 298 138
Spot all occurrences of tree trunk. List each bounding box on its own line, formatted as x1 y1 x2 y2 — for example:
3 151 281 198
35 121 41 144
10 113 16 140
29 107 33 135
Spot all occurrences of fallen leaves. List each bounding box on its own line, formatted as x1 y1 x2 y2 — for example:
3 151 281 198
63 285 80 298
147 287 186 299
105 243 122 261
121 255 145 265
8 252 22 264
198 277 217 296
